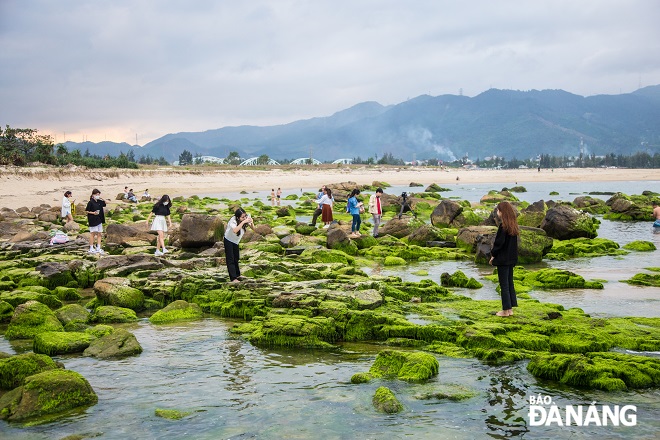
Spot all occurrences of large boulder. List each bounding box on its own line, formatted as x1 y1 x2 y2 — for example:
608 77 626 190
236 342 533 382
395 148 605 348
430 200 463 228
0 369 97 422
326 228 358 255
149 300 203 324
5 301 64 340
0 353 59 390
93 277 145 311
378 218 415 239
83 328 142 359
106 223 156 246
460 226 554 264
407 224 451 246
178 214 225 247
518 201 546 227
541 205 598 240
33 262 75 289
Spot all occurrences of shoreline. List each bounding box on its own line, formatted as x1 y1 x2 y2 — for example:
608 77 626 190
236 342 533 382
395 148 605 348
1 166 658 211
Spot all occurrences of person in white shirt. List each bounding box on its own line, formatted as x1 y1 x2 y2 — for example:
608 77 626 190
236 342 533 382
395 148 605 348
368 188 384 237
319 187 334 228
224 207 256 282
61 191 74 223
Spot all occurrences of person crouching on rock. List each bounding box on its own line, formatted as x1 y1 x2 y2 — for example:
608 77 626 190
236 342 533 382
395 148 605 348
85 188 106 254
224 208 256 283
146 194 172 256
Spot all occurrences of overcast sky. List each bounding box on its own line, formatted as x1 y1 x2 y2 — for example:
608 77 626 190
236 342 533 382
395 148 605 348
1 0 659 145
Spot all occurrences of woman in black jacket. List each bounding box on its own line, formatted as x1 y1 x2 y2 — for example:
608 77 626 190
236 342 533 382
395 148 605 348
489 201 519 317
146 194 173 256
85 188 106 254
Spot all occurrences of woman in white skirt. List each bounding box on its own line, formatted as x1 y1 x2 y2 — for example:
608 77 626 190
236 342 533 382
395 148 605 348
146 194 172 256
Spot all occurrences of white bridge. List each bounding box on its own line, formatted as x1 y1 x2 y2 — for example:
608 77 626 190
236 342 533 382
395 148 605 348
290 157 322 165
331 158 353 164
239 157 281 166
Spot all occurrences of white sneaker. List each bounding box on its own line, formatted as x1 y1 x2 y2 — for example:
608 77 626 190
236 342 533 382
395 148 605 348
96 248 105 254
162 248 168 254
155 250 163 256
323 224 330 229
88 248 97 254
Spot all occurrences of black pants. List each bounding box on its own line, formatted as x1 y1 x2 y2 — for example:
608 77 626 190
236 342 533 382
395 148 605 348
224 237 240 281
311 208 322 225
497 264 518 310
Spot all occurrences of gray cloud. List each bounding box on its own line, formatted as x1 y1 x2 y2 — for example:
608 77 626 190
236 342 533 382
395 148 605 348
1 0 659 144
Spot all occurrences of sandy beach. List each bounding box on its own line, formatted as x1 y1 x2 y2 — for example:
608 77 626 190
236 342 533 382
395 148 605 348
0 165 657 210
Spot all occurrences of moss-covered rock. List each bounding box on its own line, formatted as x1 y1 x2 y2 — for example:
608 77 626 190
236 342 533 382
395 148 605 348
83 328 142 359
545 237 625 260
384 256 406 266
367 349 439 382
5 301 64 340
527 352 660 391
0 369 97 422
155 408 191 420
89 305 138 323
149 300 203 324
246 314 339 348
33 331 96 355
372 386 403 413
623 240 656 252
0 300 14 323
93 277 145 311
55 304 90 328
440 270 482 289
0 353 59 390
0 290 62 309
622 273 660 287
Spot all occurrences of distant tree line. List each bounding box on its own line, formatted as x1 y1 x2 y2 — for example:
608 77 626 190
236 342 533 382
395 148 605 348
474 152 660 169
0 125 141 168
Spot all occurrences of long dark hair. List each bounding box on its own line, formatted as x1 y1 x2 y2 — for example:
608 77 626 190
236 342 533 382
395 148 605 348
234 207 249 232
496 201 519 236
89 188 101 201
64 191 72 197
325 188 332 198
154 194 171 208
349 189 361 198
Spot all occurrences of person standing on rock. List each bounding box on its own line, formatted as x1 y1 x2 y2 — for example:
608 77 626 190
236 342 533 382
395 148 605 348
224 207 256 283
489 201 519 317
146 194 172 256
309 186 326 226
61 190 74 224
368 188 384 237
85 188 106 254
319 187 334 228
347 189 364 237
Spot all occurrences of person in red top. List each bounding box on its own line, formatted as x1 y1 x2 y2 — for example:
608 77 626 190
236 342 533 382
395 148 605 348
368 188 384 237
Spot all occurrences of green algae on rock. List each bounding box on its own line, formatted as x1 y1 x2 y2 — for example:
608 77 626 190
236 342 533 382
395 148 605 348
367 349 439 382
0 369 97 423
440 270 482 289
527 352 660 391
83 328 142 359
149 300 203 324
622 240 656 252
0 353 59 390
155 408 192 420
545 237 626 260
5 301 64 340
372 386 404 414
89 305 138 323
33 331 96 355
622 273 660 287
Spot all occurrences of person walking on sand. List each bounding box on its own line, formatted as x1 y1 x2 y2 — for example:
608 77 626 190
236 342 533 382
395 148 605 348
319 187 334 228
653 201 660 228
271 189 276 206
224 208 256 283
276 188 282 206
347 189 364 237
61 191 74 224
368 187 384 237
146 194 173 256
489 201 519 317
309 186 326 226
85 189 106 254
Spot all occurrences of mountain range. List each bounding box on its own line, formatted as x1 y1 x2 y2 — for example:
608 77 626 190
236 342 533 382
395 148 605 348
64 85 660 163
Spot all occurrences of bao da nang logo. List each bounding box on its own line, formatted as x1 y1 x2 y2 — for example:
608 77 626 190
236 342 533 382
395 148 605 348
528 395 637 427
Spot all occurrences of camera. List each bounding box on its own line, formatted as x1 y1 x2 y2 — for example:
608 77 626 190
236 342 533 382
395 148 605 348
401 192 408 199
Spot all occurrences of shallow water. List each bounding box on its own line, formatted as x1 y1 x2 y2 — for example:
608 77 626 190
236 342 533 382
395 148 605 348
1 180 660 438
